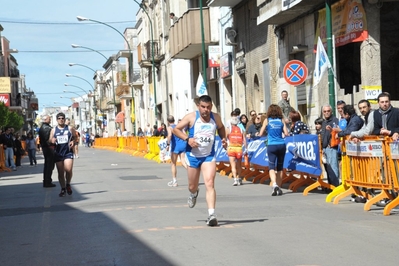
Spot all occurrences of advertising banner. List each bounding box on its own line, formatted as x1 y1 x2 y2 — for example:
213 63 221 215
0 77 11 93
315 0 368 48
208 46 220 68
345 140 383 157
284 135 322 176
0 94 10 106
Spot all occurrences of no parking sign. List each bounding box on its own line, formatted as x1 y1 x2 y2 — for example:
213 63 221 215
283 60 308 86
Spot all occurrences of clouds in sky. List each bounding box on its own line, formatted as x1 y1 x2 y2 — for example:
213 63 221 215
1 0 138 108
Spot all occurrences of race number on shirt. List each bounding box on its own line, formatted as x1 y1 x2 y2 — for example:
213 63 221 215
57 135 68 144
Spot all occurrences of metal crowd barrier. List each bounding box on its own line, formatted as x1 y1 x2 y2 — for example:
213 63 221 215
332 136 399 215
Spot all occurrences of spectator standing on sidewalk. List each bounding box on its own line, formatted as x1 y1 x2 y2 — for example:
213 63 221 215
350 99 375 142
172 95 227 226
14 133 23 168
0 127 17 171
25 132 37 167
320 104 340 187
39 115 56 187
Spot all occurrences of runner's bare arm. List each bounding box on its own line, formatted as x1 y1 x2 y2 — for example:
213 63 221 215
49 128 55 144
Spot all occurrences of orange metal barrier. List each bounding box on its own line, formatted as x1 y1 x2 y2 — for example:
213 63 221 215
331 136 399 215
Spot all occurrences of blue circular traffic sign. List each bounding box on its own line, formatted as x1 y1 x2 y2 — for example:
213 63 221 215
283 60 308 86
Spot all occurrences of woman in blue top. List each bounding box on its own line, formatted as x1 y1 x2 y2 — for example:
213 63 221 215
258 104 289 196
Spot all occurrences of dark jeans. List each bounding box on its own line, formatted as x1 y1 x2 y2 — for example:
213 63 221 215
42 146 55 185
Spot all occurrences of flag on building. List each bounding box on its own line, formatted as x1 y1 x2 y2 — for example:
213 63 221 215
130 98 135 123
313 37 332 86
196 73 207 96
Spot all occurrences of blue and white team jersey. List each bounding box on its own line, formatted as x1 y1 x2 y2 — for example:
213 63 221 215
54 125 73 158
186 111 217 158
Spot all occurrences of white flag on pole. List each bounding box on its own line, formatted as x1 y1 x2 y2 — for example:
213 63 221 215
313 37 332 86
196 73 207 96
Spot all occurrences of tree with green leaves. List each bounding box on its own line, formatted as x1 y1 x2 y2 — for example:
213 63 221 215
0 102 24 131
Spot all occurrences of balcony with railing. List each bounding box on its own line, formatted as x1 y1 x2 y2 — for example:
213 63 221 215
115 68 142 98
169 7 217 60
137 41 164 68
257 0 325 26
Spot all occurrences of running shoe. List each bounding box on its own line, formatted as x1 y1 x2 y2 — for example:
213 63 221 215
66 184 73 195
187 188 199 208
277 187 283 196
272 186 279 196
238 178 243 186
167 180 178 187
232 178 238 186
59 189 66 197
206 214 218 226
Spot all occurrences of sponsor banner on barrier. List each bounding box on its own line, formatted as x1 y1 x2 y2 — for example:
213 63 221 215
214 137 269 166
215 137 229 162
284 135 321 176
345 141 383 157
158 138 171 162
247 137 268 167
390 142 399 159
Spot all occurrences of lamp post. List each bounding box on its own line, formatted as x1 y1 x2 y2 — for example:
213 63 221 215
71 44 117 133
76 16 137 134
69 63 97 73
64 83 88 95
132 2 157 120
71 44 108 60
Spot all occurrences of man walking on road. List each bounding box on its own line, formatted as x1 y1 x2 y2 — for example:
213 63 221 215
173 95 227 226
166 115 187 187
38 115 56 187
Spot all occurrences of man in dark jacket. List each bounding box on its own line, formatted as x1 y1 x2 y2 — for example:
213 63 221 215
372 92 399 140
335 105 364 138
39 115 56 187
0 127 17 170
321 104 339 187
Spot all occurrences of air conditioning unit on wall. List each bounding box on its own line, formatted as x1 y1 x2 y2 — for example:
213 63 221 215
225 27 237 46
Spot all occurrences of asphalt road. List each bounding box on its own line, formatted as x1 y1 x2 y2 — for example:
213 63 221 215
1 147 399 266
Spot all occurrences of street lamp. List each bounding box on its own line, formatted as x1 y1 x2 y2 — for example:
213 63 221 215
71 44 117 131
76 15 137 134
69 63 97 73
65 73 95 91
64 83 88 95
71 44 108 60
132 1 157 119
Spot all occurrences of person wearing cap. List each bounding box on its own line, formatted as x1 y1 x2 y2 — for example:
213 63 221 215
49 112 77 197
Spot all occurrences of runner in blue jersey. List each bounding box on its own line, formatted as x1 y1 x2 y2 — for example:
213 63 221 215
172 95 227 226
166 115 187 187
49 113 77 197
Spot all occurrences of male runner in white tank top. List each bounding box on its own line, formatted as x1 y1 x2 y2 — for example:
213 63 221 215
173 95 227 226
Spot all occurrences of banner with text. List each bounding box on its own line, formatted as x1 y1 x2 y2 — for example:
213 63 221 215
315 0 368 48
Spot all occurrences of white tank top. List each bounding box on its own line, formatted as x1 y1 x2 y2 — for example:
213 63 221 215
187 111 217 157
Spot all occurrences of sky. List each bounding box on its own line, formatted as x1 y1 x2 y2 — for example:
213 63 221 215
0 0 139 111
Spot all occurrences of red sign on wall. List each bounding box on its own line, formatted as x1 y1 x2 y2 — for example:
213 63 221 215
0 94 10 106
